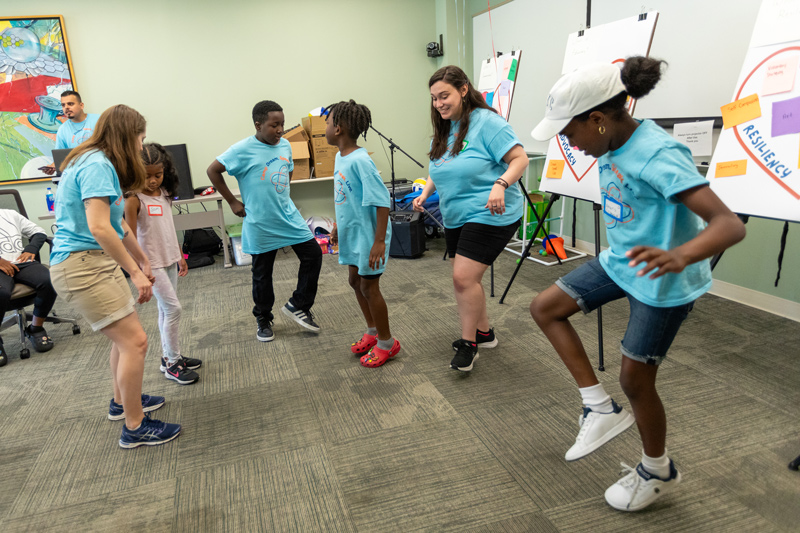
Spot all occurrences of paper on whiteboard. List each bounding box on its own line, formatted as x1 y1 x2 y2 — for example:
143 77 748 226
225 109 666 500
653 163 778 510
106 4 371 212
748 0 800 49
672 120 714 157
540 12 658 204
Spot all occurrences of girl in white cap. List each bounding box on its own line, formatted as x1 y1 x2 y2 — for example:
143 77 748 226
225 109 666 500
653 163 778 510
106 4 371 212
530 57 745 511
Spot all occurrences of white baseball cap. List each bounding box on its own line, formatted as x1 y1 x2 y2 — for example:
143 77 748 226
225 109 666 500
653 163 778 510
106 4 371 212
531 62 626 141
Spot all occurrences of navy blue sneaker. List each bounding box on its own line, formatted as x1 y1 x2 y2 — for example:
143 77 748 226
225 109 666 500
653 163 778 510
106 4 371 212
257 322 275 342
119 414 181 449
108 394 165 421
281 302 320 333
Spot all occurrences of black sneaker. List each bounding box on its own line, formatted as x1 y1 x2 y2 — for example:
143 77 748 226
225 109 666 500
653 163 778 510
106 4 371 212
450 340 479 372
160 356 202 372
281 302 320 333
180 355 202 370
0 341 7 367
257 322 275 342
24 325 54 353
164 360 199 385
452 328 498 351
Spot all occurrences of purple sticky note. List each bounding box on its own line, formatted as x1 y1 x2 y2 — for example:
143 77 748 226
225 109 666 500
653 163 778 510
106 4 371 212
772 96 800 137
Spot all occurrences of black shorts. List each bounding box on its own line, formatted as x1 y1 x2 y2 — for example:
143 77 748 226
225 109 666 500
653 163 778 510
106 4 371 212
444 219 521 265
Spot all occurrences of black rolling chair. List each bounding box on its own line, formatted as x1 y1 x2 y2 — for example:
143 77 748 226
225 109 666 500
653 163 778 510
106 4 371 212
0 189 80 360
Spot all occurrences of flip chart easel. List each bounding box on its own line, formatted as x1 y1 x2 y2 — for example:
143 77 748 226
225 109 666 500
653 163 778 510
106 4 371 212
477 50 521 121
706 0 800 288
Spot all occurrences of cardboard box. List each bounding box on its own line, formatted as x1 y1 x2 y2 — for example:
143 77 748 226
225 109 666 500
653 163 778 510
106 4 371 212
284 125 309 143
290 141 311 181
302 116 327 137
314 158 335 178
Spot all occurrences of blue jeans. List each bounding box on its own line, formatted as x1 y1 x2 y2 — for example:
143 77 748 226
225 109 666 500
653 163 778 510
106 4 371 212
556 258 693 365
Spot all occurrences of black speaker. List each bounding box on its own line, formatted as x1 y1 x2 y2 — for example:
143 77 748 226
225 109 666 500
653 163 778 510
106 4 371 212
389 211 426 258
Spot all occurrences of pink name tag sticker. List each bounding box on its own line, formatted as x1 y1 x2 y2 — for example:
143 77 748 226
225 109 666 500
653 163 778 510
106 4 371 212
147 204 163 216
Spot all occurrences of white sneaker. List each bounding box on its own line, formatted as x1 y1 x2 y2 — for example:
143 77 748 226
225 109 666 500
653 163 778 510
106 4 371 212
565 400 635 461
605 461 681 511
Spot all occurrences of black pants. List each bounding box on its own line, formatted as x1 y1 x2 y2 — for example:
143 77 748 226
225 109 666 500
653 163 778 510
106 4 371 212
0 261 58 328
251 238 322 325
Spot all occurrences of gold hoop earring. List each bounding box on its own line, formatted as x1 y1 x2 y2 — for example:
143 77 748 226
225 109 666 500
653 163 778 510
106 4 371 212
599 125 606 135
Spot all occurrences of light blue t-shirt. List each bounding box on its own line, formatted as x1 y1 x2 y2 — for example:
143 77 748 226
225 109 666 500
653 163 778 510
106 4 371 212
597 119 712 307
55 113 100 149
427 108 523 228
217 136 312 254
334 148 392 276
51 150 125 265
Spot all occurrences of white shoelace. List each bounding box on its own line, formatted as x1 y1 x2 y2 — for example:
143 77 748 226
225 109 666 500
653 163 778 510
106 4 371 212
616 462 642 505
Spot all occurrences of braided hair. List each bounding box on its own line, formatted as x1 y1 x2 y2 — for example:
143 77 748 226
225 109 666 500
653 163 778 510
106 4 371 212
325 100 372 140
141 143 179 198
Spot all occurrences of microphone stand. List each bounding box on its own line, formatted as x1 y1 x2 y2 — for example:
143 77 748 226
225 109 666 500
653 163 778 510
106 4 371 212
369 125 424 211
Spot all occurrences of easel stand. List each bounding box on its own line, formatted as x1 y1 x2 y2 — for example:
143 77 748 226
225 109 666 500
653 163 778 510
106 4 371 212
500 193 607 371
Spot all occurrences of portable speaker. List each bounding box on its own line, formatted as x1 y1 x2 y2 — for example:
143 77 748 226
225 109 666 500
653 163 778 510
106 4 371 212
389 211 426 258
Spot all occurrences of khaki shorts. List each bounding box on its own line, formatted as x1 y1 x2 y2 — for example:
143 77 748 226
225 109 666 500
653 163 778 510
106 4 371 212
50 250 135 331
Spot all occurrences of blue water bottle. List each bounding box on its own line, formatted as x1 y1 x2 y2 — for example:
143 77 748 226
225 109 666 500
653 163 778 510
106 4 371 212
46 187 55 213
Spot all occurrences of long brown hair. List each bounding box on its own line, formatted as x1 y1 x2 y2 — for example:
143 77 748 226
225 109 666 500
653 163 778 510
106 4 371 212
428 65 495 161
61 104 147 193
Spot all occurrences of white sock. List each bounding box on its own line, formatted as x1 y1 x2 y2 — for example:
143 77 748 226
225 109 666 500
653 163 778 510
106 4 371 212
579 383 614 413
366 327 378 336
641 449 671 479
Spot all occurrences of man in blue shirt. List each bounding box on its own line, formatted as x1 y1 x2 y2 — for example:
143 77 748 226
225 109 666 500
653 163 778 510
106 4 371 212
41 90 100 175
55 91 100 150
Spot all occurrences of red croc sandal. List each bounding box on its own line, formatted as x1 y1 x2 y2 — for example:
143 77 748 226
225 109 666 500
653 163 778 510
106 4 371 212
351 333 377 356
360 339 401 368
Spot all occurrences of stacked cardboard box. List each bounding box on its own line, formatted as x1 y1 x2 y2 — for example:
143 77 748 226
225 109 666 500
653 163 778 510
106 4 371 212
302 116 338 178
284 125 311 180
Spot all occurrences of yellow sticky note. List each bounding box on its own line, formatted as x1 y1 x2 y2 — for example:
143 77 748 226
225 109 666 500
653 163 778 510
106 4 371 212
715 160 748 177
720 94 762 129
546 159 565 179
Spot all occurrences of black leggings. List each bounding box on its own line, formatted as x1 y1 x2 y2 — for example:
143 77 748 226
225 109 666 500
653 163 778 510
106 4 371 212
0 261 58 325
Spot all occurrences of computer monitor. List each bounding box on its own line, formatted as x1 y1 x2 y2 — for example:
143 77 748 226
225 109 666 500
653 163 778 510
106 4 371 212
51 144 195 199
163 144 195 200
50 148 72 183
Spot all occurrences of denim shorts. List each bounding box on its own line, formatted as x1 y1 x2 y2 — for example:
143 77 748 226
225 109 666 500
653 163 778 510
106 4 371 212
555 257 693 366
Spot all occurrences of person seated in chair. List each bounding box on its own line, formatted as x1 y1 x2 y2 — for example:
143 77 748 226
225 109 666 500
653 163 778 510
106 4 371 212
0 209 58 366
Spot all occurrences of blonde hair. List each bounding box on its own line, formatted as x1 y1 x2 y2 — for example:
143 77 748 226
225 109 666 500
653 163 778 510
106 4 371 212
61 104 147 193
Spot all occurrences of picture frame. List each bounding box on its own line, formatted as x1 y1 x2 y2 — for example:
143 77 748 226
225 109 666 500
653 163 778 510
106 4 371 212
0 15 77 184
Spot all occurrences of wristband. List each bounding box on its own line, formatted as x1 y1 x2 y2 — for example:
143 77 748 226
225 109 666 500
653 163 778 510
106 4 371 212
495 178 509 189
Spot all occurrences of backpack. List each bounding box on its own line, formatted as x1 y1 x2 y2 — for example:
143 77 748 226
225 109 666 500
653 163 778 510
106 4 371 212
182 228 222 256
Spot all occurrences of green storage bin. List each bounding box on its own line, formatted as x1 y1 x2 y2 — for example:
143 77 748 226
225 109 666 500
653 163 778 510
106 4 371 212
518 193 549 240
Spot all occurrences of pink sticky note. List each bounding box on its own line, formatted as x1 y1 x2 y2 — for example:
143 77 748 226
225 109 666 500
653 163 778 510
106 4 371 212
762 55 798 96
772 96 800 137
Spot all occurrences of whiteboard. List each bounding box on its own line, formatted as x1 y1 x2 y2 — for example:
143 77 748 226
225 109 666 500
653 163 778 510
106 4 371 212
538 13 658 203
473 0 761 152
472 0 586 154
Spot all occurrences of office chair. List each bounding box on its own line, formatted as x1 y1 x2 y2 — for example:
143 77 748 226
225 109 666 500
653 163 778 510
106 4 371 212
0 189 80 360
